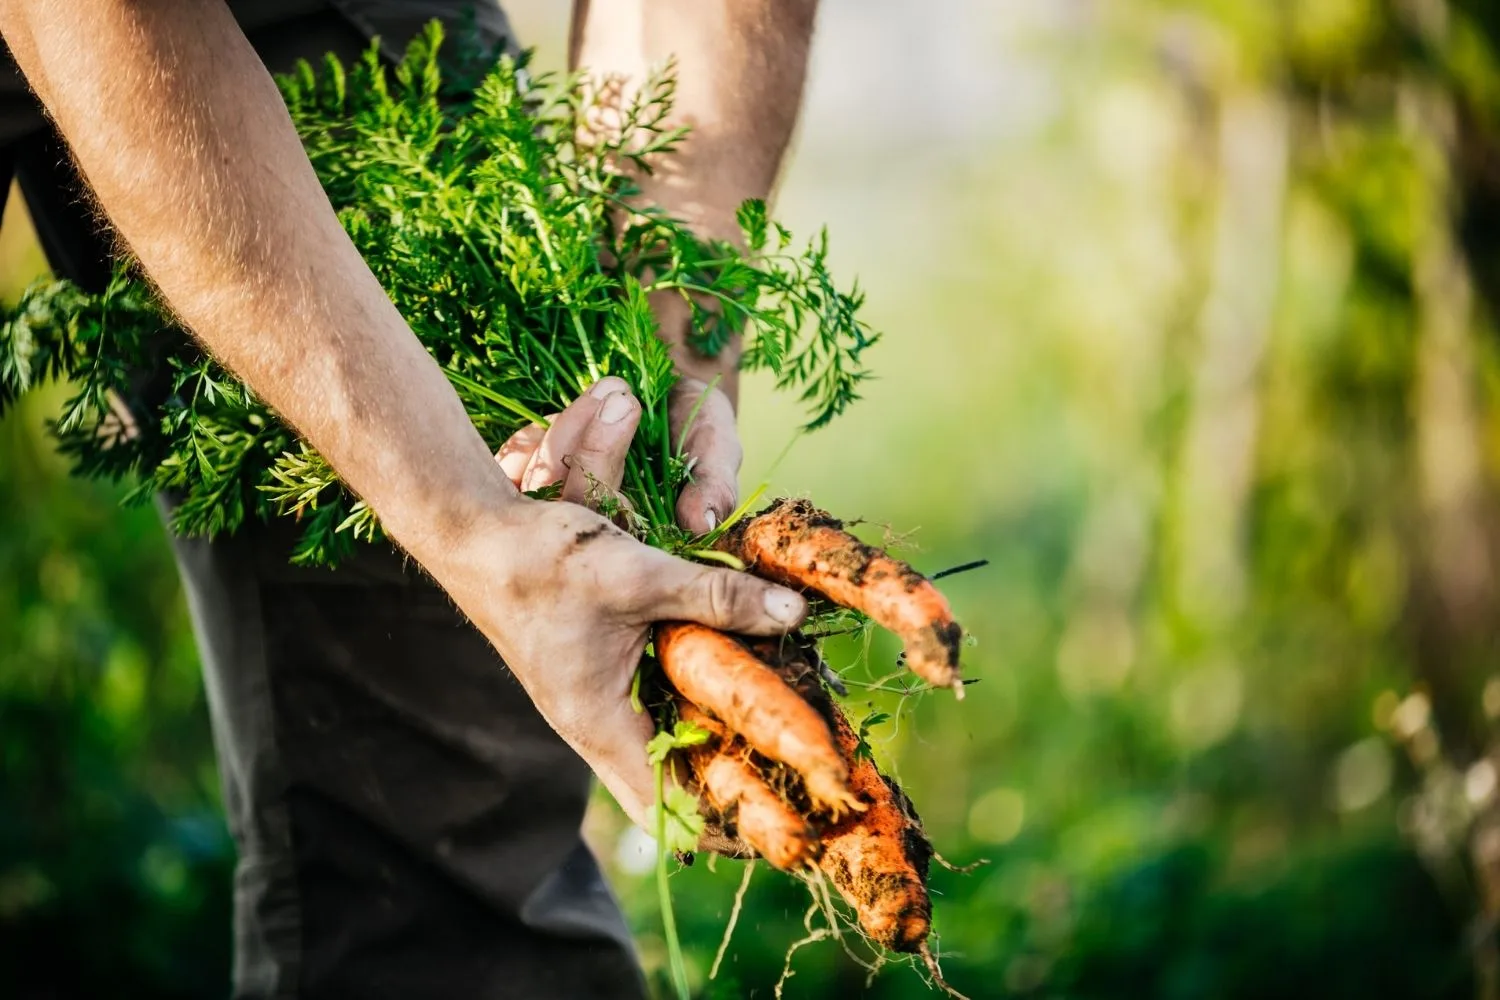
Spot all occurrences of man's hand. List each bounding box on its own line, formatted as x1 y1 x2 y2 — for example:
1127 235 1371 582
495 376 643 506
478 378 805 828
495 367 740 535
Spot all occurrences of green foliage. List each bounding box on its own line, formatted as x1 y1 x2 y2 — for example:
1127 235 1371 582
0 21 875 566
853 709 891 763
646 720 713 854
0 389 232 997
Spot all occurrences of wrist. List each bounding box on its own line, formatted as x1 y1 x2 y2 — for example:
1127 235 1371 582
382 457 521 572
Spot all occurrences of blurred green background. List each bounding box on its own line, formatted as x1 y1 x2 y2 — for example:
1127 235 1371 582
9 0 1500 996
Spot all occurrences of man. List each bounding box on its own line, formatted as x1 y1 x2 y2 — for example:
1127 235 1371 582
0 0 818 996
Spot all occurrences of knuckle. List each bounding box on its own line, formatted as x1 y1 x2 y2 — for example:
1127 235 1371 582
704 570 739 627
608 558 659 615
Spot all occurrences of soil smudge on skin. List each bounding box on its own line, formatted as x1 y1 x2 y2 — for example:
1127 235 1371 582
569 524 612 553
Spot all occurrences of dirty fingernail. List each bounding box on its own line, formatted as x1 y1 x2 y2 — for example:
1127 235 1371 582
600 391 635 424
763 588 805 627
704 508 718 531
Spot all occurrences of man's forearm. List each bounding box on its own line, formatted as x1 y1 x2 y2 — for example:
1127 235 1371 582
0 0 514 559
572 0 818 391
572 0 817 239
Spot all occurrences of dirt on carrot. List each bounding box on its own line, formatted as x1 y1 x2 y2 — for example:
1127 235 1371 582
676 701 820 872
718 499 966 695
656 621 862 817
817 697 934 953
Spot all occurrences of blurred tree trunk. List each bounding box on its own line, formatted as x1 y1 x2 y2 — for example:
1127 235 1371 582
1403 5 1500 993
1170 90 1289 629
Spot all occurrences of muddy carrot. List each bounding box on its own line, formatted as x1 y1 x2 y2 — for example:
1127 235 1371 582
677 702 819 871
656 622 862 816
816 699 934 953
718 499 965 695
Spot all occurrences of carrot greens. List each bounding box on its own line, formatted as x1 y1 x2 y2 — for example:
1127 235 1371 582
0 21 876 566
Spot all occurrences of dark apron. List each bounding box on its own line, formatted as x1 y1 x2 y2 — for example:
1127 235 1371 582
0 5 645 997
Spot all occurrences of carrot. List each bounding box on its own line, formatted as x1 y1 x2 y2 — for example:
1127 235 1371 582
656 622 863 817
670 631 954 980
718 499 966 696
815 697 934 953
676 702 820 871
723 635 935 951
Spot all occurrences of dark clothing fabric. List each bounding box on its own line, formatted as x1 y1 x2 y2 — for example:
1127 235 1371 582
0 5 646 998
165 516 642 1000
0 0 518 145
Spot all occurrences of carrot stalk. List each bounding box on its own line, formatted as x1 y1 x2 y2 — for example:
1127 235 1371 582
718 499 966 696
656 622 862 816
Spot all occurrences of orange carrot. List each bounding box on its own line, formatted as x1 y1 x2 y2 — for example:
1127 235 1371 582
816 698 933 953
716 635 935 950
677 702 819 871
719 499 966 696
656 622 862 817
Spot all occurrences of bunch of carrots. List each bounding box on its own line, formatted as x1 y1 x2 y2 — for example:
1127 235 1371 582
653 498 968 994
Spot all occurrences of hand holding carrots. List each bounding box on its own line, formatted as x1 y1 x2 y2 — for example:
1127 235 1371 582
448 380 807 834
493 379 969 975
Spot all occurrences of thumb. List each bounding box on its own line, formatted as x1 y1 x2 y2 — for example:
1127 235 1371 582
671 378 741 534
676 467 738 535
641 552 807 636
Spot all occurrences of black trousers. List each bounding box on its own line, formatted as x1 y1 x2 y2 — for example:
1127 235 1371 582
0 6 645 998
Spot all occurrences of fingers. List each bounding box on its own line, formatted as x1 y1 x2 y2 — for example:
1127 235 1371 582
496 421 547 486
671 378 741 534
502 377 639 502
637 550 807 635
562 385 640 506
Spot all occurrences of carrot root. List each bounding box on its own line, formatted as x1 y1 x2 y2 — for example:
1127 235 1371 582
919 942 972 1000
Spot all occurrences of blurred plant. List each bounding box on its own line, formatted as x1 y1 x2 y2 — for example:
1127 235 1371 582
0 387 233 997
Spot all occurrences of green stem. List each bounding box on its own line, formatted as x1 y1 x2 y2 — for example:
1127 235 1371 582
637 452 668 527
443 369 550 426
521 324 588 395
567 308 601 383
626 452 671 531
519 198 601 381
639 279 757 306
658 398 676 496
655 761 691 1000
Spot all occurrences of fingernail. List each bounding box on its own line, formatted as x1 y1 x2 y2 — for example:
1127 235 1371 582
704 508 718 531
591 376 628 399
600 391 635 424
763 587 805 628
